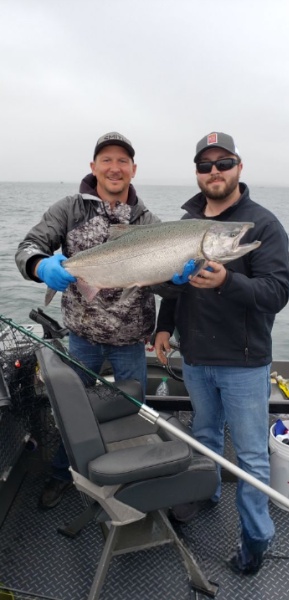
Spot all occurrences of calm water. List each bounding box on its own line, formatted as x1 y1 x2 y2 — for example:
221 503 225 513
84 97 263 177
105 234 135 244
1 181 289 359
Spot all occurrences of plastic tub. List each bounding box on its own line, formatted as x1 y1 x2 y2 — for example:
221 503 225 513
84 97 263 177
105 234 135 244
269 419 289 510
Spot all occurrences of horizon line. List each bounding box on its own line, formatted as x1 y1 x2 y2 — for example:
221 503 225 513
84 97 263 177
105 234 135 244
0 180 287 189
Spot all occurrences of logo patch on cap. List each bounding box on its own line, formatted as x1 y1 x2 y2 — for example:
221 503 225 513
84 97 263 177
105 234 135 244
103 134 125 142
207 133 218 145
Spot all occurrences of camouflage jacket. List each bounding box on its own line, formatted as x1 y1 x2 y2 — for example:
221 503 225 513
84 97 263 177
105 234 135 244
15 176 160 345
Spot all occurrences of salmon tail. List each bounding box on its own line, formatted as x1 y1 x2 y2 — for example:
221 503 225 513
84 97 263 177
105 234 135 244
45 281 100 306
44 287 57 306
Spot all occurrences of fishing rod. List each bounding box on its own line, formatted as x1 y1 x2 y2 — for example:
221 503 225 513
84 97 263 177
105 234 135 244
1 313 289 511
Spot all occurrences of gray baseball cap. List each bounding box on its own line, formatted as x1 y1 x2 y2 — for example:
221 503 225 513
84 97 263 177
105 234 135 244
93 132 135 160
194 132 240 162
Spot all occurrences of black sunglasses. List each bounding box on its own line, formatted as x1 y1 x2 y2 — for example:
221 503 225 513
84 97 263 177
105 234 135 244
196 158 240 174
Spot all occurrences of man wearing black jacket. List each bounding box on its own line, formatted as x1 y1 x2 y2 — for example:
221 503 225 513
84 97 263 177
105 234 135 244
154 132 289 575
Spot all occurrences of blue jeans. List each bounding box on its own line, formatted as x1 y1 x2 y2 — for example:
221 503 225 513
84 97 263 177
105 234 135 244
68 332 147 394
182 361 275 553
52 332 147 480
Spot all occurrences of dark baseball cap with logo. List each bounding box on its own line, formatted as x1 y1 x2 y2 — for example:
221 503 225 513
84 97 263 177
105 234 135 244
194 132 240 162
93 132 135 160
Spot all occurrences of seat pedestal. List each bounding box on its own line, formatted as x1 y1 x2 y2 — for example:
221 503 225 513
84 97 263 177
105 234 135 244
88 510 218 600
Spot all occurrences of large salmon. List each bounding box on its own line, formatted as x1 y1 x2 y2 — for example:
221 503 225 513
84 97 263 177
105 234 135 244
45 219 261 305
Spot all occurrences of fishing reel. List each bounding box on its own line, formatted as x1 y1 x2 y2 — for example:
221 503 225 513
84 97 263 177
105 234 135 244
166 338 184 382
148 332 183 382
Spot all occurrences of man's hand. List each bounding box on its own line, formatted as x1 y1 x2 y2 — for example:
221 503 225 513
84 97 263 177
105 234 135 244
189 261 227 288
36 254 77 291
154 331 172 365
171 259 196 284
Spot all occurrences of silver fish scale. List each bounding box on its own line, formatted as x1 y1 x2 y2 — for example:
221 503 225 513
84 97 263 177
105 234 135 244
64 220 256 290
66 220 215 263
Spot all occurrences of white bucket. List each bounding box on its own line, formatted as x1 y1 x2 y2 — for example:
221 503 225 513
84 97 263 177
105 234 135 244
269 419 289 511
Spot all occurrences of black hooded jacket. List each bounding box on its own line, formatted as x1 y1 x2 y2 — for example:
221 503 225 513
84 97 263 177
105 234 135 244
156 183 289 367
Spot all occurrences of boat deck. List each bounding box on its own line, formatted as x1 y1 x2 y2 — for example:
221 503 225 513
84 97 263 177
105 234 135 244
1 453 289 600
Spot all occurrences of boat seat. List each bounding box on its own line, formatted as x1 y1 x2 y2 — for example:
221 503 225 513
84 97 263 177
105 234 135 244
36 345 219 600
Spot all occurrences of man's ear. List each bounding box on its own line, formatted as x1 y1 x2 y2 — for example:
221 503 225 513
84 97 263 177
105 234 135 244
90 160 96 175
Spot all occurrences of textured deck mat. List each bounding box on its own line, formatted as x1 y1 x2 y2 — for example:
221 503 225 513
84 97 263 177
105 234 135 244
0 471 289 600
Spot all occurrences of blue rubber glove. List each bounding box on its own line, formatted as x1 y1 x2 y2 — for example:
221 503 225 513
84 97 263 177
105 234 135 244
36 254 77 291
172 261 214 285
171 259 197 284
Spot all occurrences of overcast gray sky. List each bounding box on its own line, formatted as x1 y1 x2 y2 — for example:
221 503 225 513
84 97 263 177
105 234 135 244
1 0 289 186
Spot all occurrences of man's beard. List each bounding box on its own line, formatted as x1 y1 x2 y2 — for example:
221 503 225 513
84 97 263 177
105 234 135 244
198 173 239 201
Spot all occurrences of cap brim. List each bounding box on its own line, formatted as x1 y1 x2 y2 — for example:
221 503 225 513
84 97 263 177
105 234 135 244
194 145 239 162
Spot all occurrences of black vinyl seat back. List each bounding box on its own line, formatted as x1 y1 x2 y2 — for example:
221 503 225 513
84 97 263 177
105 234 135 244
87 379 142 424
36 346 106 478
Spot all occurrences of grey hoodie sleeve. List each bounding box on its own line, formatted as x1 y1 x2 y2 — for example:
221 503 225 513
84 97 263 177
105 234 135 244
139 210 161 225
15 196 71 281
